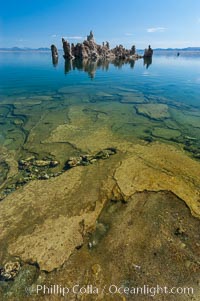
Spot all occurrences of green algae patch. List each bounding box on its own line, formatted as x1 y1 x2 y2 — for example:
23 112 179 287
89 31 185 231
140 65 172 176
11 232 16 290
170 108 200 129
152 127 181 140
135 104 170 120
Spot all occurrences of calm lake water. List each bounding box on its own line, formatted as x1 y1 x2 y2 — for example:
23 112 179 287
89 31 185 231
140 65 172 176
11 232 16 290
0 52 200 189
0 52 200 106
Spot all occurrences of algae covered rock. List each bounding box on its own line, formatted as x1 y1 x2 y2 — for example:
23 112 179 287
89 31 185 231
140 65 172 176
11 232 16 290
135 104 170 120
66 148 117 168
8 215 84 271
0 158 117 272
114 143 200 217
152 127 181 140
0 261 21 281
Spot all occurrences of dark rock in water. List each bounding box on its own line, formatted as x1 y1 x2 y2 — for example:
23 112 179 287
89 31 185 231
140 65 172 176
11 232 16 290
49 160 59 167
104 147 117 154
94 150 110 160
174 227 188 240
183 143 200 160
0 261 21 281
13 157 61 189
143 45 153 58
130 45 136 55
0 266 5 281
51 45 58 67
19 158 59 169
66 156 83 168
3 157 60 194
51 44 58 57
194 153 200 159
62 38 73 59
94 148 115 159
112 44 129 59
142 136 154 143
38 173 50 180
0 161 9 186
73 43 89 59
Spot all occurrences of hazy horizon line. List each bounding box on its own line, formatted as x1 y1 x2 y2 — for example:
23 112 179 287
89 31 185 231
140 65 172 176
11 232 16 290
1 46 200 51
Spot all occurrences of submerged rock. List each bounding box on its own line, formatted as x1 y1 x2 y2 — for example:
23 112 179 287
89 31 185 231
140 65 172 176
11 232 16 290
0 157 62 194
51 44 58 57
114 143 200 217
66 148 117 168
18 158 59 169
49 160 59 167
135 104 170 120
152 127 181 140
0 261 21 281
38 173 50 180
94 148 116 159
66 156 83 168
0 161 115 272
34 160 51 167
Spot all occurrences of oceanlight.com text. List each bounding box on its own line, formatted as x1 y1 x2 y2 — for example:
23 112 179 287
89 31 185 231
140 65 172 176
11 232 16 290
26 284 194 297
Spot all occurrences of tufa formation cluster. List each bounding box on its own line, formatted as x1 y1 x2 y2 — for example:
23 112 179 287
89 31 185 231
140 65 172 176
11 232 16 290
51 31 153 60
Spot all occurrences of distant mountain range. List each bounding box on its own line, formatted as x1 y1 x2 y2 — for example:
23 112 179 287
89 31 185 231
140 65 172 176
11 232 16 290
0 47 51 51
153 47 200 51
0 47 200 52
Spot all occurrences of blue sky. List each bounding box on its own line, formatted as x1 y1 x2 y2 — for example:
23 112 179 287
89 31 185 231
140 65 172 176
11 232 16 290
1 0 200 49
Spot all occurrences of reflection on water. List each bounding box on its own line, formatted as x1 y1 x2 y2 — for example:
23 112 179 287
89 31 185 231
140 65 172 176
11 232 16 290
51 54 58 67
143 57 152 69
63 57 137 78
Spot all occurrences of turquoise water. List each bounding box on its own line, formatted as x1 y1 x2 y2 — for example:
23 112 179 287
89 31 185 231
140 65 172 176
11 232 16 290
0 52 200 106
0 52 200 193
